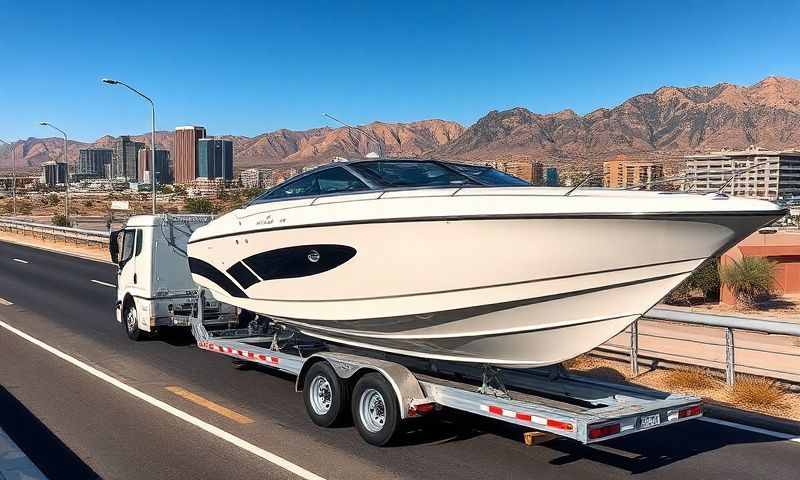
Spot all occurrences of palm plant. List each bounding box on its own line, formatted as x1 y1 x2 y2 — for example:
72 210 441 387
720 257 777 307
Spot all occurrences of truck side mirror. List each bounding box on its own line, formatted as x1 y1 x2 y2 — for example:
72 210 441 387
109 230 120 264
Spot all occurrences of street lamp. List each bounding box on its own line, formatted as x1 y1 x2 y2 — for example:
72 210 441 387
102 78 157 214
39 122 70 221
0 139 15 215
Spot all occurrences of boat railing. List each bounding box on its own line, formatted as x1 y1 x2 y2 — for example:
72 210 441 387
600 306 800 387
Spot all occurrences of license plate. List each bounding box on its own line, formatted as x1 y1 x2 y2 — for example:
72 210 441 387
640 414 661 428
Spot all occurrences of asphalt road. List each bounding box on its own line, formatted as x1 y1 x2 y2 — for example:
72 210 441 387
0 240 798 479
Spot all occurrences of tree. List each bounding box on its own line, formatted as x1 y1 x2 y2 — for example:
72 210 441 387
184 197 217 214
720 257 777 307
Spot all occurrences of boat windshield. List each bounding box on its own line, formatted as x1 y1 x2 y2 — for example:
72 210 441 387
349 161 478 188
446 163 530 186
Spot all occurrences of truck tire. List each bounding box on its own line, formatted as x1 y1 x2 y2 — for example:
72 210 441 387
123 301 144 341
351 372 400 446
303 362 349 427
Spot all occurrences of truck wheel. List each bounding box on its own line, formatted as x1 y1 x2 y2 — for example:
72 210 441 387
352 372 400 446
303 362 349 427
123 302 144 341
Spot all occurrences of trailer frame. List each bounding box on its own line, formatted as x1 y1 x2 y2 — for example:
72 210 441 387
189 291 703 446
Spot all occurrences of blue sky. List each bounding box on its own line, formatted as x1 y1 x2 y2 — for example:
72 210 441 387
1 0 799 142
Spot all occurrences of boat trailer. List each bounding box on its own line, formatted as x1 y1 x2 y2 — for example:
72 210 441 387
190 291 703 446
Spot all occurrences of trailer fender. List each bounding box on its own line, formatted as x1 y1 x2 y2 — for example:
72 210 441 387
296 352 429 420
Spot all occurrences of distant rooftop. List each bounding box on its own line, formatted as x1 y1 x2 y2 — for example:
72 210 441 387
175 125 206 130
686 146 800 160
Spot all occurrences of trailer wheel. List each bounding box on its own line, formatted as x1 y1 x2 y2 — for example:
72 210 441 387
352 372 400 446
123 301 144 341
303 362 349 427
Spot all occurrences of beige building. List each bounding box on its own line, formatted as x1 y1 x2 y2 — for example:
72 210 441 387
685 147 800 201
497 160 544 183
603 156 664 189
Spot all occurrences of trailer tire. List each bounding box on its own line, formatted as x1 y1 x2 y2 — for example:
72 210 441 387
303 362 349 427
352 372 400 446
123 301 144 341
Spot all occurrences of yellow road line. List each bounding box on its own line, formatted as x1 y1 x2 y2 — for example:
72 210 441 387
165 386 254 425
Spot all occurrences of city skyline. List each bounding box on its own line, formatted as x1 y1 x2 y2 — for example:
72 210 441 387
2 0 800 143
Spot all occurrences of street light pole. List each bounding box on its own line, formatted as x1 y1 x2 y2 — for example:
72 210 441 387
0 139 14 215
39 122 70 221
102 78 157 214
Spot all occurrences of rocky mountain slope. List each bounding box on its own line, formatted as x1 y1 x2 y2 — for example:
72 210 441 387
0 120 463 172
430 76 800 164
3 76 800 174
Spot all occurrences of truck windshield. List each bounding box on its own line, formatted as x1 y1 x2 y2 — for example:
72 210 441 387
349 161 478 188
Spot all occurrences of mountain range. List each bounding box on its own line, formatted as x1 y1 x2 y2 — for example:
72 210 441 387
2 76 800 174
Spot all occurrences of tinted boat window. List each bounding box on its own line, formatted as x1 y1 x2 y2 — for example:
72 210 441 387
263 167 368 200
350 161 477 188
448 163 530 186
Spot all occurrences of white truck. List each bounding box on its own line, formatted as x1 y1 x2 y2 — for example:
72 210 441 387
110 215 237 340
111 214 704 446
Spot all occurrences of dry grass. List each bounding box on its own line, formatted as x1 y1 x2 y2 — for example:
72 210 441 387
661 367 723 391
562 354 597 370
726 375 788 409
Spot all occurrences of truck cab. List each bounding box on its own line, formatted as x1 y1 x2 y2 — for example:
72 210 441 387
110 214 235 340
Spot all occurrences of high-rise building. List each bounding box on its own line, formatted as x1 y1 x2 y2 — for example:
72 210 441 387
197 138 234 181
77 148 113 179
531 161 545 185
603 155 664 189
41 161 67 187
137 148 173 184
545 167 560 187
685 147 800 201
112 136 145 181
174 126 207 183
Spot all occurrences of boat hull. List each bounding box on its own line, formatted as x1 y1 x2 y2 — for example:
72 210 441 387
188 210 779 366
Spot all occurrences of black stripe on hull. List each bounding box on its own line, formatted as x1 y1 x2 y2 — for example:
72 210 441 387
267 271 688 337
188 257 247 298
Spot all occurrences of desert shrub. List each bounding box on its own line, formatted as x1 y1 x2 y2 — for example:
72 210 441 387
720 257 776 306
728 375 787 408
184 197 217 214
52 213 70 227
17 199 32 215
662 367 722 391
44 193 60 206
665 258 721 304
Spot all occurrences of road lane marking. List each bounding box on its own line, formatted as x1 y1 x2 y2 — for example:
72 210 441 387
700 417 800 443
0 319 326 480
90 279 116 288
166 386 255 424
12 258 28 264
0 298 13 306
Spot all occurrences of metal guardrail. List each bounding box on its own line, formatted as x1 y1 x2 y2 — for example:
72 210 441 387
615 307 800 385
0 218 109 246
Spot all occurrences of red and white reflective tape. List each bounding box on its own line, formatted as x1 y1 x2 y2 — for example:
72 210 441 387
479 404 574 431
198 340 279 365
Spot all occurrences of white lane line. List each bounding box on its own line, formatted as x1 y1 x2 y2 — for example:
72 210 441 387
0 298 13 306
700 417 800 443
90 279 116 288
0 319 326 480
12 258 29 264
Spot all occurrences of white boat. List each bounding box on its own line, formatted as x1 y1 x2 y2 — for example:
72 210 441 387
186 159 785 366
